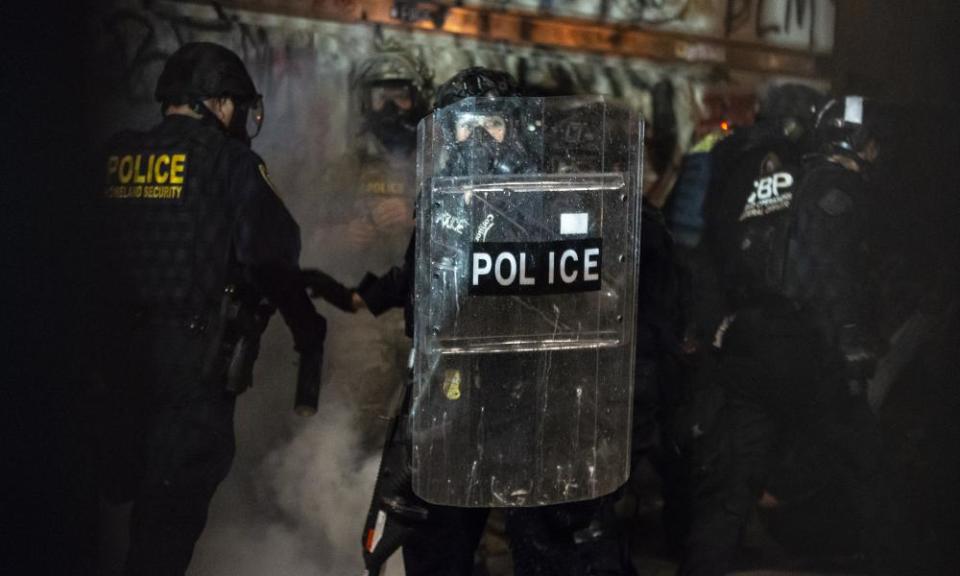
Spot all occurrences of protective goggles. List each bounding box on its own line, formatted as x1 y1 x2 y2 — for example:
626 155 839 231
369 83 414 112
454 112 507 142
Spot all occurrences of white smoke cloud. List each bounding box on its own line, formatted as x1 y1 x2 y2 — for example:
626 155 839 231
188 396 394 576
183 40 410 576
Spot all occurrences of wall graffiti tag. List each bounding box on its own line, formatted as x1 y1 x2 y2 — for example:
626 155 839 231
99 1 271 101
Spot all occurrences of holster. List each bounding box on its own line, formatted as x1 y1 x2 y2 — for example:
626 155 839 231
201 284 275 393
225 301 275 394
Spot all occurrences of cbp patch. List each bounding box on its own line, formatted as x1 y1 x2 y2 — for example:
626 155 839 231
105 152 188 201
739 153 795 221
739 171 794 221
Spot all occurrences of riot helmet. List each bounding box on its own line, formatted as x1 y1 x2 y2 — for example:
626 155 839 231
155 42 264 143
433 66 521 110
352 44 431 151
757 83 825 145
434 67 536 176
815 95 883 166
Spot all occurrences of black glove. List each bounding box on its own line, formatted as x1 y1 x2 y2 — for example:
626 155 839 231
302 268 355 312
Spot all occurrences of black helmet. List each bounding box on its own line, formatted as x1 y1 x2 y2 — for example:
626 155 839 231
757 83 826 143
433 67 522 111
155 42 263 140
155 42 258 105
815 95 882 158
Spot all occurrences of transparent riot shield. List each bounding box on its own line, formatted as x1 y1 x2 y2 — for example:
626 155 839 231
411 96 644 507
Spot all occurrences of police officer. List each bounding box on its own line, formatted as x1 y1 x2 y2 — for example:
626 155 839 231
93 42 326 576
356 66 525 576
678 95 885 576
353 42 431 155
325 43 431 272
301 46 431 456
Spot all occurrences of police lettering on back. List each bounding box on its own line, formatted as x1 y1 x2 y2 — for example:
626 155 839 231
105 152 188 200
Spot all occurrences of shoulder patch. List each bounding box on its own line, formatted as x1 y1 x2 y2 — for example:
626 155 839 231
817 188 853 216
258 163 278 194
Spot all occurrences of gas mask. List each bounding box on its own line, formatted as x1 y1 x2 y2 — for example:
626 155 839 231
448 121 529 176
365 82 418 152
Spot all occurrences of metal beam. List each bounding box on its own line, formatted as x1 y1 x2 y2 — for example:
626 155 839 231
172 0 827 77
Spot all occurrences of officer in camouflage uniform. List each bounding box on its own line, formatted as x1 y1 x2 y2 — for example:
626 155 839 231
309 44 432 450
92 42 326 576
315 42 431 275
679 95 886 576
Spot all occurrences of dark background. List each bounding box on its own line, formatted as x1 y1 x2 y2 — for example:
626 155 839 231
3 1 958 574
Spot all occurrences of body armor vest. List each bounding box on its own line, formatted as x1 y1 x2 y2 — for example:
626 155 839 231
101 117 237 319
713 136 805 309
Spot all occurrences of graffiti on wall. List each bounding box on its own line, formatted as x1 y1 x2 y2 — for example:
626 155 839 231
393 0 832 52
722 0 834 50
95 1 271 102
91 0 819 192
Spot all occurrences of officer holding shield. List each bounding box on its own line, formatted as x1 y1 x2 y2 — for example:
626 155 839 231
358 67 531 576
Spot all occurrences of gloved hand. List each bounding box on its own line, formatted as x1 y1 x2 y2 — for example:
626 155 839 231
302 268 356 312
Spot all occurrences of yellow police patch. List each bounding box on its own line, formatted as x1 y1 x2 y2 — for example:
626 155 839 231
105 152 188 200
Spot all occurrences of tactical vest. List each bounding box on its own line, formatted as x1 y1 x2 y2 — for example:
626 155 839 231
100 117 237 322
713 137 805 308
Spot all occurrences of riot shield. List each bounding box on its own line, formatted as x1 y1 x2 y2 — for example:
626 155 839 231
412 95 644 507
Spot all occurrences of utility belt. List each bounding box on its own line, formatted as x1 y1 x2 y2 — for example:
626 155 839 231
125 307 217 332
120 286 275 392
712 295 808 351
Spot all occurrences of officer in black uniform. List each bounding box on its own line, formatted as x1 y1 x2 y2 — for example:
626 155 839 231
92 42 327 576
357 67 536 576
678 95 885 576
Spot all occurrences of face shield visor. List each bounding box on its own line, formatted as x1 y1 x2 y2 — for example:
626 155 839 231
243 94 264 140
221 94 263 145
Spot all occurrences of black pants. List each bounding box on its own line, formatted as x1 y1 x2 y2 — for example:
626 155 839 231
401 506 489 576
679 306 882 576
402 500 630 576
506 496 636 576
123 391 236 576
97 321 237 576
98 381 236 575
